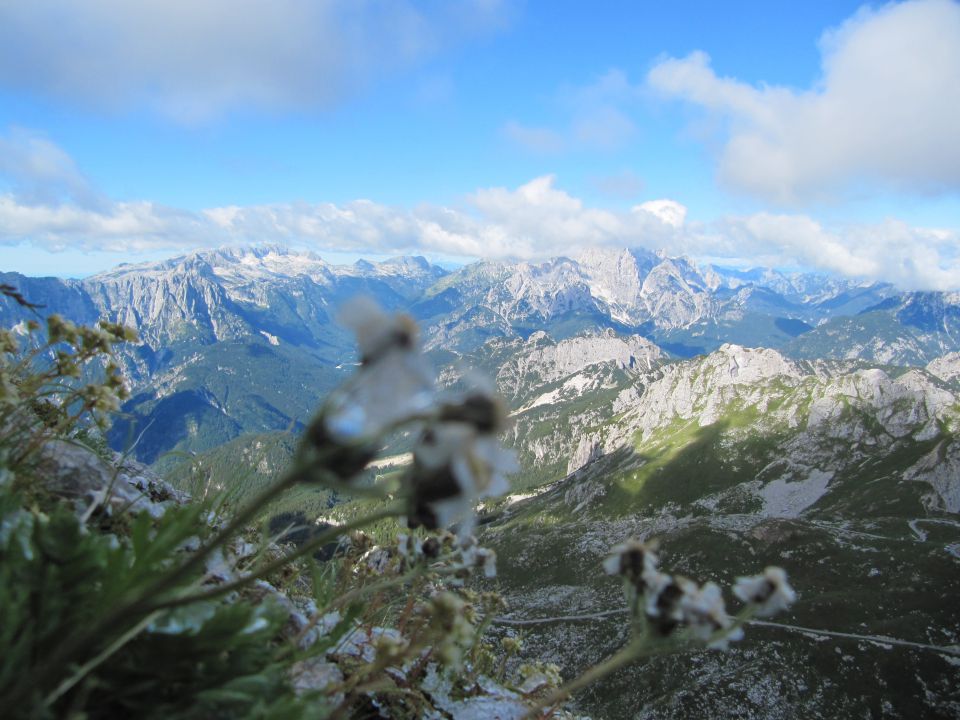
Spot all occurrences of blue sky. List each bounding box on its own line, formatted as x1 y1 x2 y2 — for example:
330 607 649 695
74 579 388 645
0 0 958 288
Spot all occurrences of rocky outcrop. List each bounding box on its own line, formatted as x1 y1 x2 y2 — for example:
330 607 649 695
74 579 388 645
37 440 188 518
629 345 804 435
498 330 663 401
566 435 603 476
904 441 960 513
927 351 960 384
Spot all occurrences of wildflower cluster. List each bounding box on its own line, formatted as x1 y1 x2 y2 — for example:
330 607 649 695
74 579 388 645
296 297 518 539
0 312 137 475
604 538 796 649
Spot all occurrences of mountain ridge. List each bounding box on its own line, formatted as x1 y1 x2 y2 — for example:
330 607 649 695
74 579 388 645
1 244 955 464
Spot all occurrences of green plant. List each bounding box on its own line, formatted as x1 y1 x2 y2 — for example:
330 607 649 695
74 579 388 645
0 310 134 483
0 296 800 719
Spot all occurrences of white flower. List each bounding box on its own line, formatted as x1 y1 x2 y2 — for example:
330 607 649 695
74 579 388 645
437 372 509 435
459 541 497 579
603 539 659 590
644 574 695 636
323 297 435 441
733 566 796 617
456 536 497 577
407 423 518 535
680 581 743 649
339 296 417 366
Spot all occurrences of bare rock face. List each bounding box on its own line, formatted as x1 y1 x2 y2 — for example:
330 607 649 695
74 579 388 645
574 247 720 328
506 341 960 526
498 329 663 401
927 351 960 384
904 441 960 513
574 248 653 313
36 440 187 518
630 344 803 435
36 440 113 500
567 435 603 476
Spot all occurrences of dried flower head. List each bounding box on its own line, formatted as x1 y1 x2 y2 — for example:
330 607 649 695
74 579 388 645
77 326 113 355
0 374 20 405
345 530 374 555
81 383 121 414
300 414 378 482
374 633 408 661
0 329 18 355
421 536 442 559
46 314 78 345
99 320 139 343
733 566 796 617
425 591 475 668
501 635 523 653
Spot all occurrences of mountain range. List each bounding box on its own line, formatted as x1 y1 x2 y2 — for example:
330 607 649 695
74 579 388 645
4 244 951 462
3 243 960 717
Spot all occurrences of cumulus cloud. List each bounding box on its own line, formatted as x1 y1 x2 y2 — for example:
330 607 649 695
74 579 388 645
0 0 507 122
714 214 960 291
1 133 957 289
648 0 960 204
206 177 681 259
466 175 679 255
636 199 686 229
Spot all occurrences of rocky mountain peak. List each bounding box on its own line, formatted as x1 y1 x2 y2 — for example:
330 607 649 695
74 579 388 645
710 344 802 383
496 329 664 402
926 352 960 383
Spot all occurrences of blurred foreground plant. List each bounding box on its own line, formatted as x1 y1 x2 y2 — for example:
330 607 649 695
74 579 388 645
0 293 796 719
0 307 135 478
521 541 795 717
0 296 526 718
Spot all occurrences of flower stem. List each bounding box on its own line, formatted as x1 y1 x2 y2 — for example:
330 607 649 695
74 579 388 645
148 506 404 612
522 639 675 719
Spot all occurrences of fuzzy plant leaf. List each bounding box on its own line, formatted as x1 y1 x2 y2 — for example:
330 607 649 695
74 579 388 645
0 484 315 719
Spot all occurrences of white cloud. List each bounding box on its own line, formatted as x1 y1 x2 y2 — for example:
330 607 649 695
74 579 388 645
648 0 960 204
0 128 107 210
1 133 957 289
466 175 678 255
504 69 640 153
0 0 507 122
635 200 686 229
501 122 565 154
715 214 960 290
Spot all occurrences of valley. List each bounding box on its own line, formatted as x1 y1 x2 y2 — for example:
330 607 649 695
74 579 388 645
3 244 959 718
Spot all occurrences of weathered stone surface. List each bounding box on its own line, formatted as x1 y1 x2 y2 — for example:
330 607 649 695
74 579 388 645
927 351 960 384
36 440 187 518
